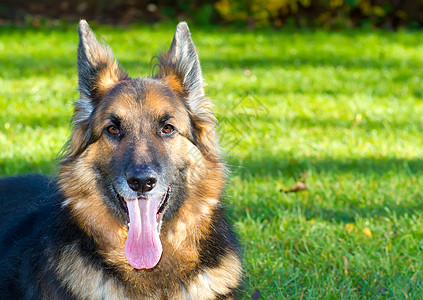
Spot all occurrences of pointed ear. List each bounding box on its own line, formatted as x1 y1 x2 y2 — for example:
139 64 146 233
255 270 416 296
157 23 221 161
65 21 128 161
77 20 127 106
156 22 207 114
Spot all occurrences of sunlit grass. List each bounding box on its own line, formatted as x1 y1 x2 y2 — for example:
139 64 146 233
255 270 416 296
1 24 423 298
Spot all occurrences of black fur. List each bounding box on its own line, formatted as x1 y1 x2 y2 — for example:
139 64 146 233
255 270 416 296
0 175 72 298
198 206 240 269
0 175 240 298
0 21 242 299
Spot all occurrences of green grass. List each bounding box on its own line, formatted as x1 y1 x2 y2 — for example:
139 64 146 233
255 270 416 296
1 23 423 298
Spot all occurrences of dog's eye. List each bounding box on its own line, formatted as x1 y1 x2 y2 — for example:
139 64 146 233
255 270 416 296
161 124 175 135
107 125 120 136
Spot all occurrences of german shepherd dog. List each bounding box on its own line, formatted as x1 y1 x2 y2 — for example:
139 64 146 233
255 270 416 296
0 21 242 299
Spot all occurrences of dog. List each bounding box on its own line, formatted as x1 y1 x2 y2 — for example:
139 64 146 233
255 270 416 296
0 20 242 299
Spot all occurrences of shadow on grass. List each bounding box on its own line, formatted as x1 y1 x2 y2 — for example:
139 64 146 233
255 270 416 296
0 156 58 178
0 56 152 79
229 155 423 223
2 47 420 79
234 155 423 178
201 53 420 72
0 56 75 79
287 115 422 132
219 113 423 134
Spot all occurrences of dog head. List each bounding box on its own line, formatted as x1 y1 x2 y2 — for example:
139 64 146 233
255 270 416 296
60 21 224 270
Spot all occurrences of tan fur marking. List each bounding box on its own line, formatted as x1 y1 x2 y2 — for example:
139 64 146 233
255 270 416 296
164 74 184 93
95 61 124 96
57 245 126 300
60 146 128 248
144 88 183 117
179 252 242 299
186 141 206 169
167 221 188 251
198 198 218 217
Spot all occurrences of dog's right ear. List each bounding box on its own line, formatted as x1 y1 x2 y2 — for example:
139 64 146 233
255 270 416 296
64 21 128 162
77 20 127 108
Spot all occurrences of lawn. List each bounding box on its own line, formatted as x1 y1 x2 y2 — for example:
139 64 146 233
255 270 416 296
1 23 423 298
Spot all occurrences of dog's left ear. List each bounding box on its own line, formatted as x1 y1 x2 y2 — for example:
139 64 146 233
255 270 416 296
156 22 209 115
157 23 220 160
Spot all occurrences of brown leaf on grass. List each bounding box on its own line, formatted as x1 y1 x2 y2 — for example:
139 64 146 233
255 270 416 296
279 172 309 193
284 181 307 193
251 289 261 300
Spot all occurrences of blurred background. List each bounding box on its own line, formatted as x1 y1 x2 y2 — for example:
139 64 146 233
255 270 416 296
0 0 422 29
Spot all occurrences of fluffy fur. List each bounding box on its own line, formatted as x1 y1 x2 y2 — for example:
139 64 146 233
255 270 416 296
0 21 242 299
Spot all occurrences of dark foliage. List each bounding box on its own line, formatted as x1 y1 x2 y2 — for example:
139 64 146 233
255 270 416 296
0 0 422 29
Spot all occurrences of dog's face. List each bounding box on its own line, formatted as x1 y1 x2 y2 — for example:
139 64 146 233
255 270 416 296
91 79 196 269
61 21 222 270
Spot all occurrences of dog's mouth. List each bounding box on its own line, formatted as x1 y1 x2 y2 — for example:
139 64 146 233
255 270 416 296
115 191 129 221
113 186 171 270
115 187 170 227
156 187 170 222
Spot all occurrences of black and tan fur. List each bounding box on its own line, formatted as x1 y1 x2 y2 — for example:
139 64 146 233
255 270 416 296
0 20 242 299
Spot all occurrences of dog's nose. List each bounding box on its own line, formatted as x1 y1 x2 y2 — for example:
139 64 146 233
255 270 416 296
126 166 158 193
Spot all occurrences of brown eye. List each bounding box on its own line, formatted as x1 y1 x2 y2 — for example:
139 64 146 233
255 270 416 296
161 124 175 135
107 125 120 135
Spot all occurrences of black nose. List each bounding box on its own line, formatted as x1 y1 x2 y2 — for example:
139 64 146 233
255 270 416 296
126 165 158 193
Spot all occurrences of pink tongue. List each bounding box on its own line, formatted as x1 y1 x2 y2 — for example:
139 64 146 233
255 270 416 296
124 198 162 269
